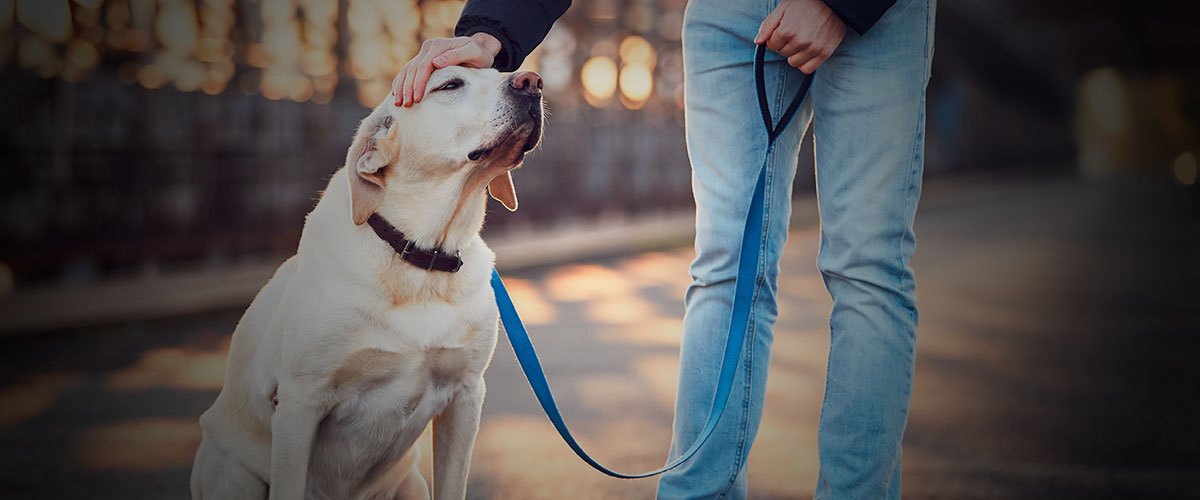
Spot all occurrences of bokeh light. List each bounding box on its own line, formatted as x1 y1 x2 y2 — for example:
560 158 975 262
348 0 423 106
1080 67 1128 136
619 63 652 109
1171 151 1197 186
258 0 337 103
581 55 618 108
539 25 576 92
617 35 656 110
618 35 655 68
0 0 684 113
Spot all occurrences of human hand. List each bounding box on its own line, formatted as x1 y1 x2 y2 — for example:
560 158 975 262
754 0 846 74
392 32 502 107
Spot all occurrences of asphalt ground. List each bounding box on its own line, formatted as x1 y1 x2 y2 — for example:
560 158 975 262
1 173 1198 499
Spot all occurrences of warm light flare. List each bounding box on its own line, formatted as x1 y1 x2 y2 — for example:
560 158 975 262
66 38 97 67
581 56 618 108
255 0 339 102
349 0 420 106
618 35 655 68
7 0 685 111
156 1 199 54
74 419 201 472
619 63 653 109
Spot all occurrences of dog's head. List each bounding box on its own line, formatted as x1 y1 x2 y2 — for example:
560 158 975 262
344 67 544 225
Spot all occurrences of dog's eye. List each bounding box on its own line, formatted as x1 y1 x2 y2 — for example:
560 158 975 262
433 79 464 92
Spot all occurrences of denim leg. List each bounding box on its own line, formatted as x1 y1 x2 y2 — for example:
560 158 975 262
810 0 936 498
656 0 812 498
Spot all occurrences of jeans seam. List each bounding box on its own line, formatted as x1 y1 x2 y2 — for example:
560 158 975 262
882 1 931 496
715 58 788 500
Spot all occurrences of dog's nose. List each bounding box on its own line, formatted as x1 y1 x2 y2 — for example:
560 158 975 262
510 71 542 94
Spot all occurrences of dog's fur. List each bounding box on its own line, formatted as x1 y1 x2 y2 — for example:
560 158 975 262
190 66 543 500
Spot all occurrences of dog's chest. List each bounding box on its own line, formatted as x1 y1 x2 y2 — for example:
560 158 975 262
377 301 472 347
326 325 483 426
313 342 479 480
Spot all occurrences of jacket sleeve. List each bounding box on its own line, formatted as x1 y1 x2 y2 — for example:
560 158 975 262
822 0 897 35
454 0 573 72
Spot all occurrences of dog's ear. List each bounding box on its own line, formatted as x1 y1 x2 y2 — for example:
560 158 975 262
349 164 386 225
346 116 397 225
487 171 518 211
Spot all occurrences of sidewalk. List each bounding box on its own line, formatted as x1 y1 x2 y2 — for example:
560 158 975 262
1 173 1197 499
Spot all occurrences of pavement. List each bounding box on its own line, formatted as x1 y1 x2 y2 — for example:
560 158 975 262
1 172 1198 499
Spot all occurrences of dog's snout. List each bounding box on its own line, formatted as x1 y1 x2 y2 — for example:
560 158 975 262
509 71 543 95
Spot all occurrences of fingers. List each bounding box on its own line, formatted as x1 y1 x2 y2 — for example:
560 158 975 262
390 34 498 106
432 43 482 69
755 5 784 44
786 52 814 73
410 52 440 103
394 63 413 106
798 52 829 74
393 38 484 107
777 38 811 58
787 44 833 73
400 41 432 107
398 67 412 105
765 30 789 53
757 0 845 74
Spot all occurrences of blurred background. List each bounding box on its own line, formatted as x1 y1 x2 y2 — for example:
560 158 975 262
1 0 1197 499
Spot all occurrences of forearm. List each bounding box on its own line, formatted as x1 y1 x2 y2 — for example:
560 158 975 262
455 0 572 71
822 0 897 35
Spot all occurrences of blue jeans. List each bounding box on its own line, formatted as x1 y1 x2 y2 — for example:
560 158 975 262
656 0 935 498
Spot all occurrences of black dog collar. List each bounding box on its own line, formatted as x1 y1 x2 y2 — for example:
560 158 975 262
366 213 464 273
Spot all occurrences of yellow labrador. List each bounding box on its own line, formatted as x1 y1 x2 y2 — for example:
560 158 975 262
190 67 544 500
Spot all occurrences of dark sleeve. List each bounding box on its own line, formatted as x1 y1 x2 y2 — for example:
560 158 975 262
455 0 573 72
822 0 897 35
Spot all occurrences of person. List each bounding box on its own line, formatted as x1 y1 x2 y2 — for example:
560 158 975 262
394 0 935 498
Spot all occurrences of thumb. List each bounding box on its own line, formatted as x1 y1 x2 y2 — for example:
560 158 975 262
433 44 481 68
755 6 784 44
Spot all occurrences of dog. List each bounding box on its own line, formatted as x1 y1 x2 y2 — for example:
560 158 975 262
190 66 544 500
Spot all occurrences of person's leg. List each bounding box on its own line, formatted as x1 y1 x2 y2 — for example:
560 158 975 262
656 1 811 498
809 0 936 498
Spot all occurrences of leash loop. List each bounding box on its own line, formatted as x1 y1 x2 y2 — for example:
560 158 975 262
489 44 813 479
755 44 814 144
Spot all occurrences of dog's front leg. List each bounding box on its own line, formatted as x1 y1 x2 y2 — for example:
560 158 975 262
268 385 324 500
432 378 484 500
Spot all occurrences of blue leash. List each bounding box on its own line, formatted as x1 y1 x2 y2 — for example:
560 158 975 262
489 45 813 478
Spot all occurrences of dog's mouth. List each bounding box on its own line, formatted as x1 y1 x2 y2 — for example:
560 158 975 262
467 118 542 165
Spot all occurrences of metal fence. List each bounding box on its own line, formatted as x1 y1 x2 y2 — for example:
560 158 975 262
0 0 702 288
0 0 1080 290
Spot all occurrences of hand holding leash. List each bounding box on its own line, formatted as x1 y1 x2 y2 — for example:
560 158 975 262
490 44 813 478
